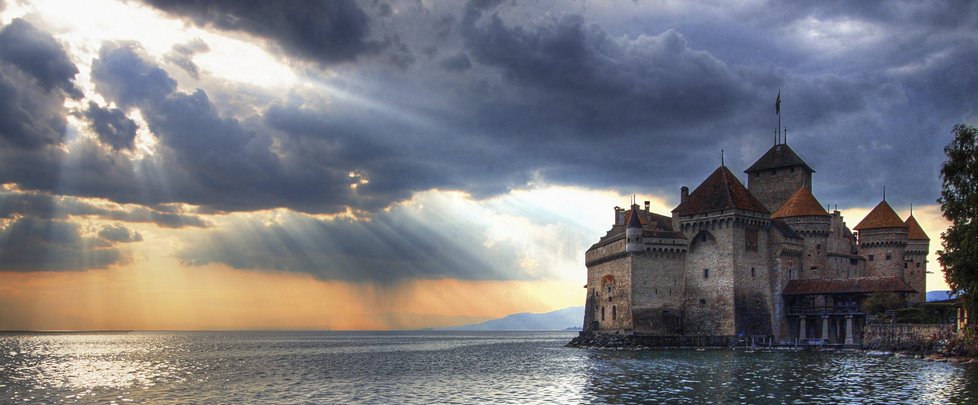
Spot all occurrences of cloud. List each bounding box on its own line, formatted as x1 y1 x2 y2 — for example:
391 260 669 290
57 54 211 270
98 224 143 243
0 18 80 97
179 190 595 283
83 102 138 150
0 217 126 271
143 0 381 65
163 38 209 78
0 19 77 149
0 188 208 229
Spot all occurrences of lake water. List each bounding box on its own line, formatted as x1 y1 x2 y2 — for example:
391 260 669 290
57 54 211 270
1 331 976 404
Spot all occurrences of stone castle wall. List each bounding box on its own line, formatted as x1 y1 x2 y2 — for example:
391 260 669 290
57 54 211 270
905 239 929 303
587 253 633 332
682 220 736 336
859 228 909 279
747 168 811 212
733 222 774 337
631 252 685 335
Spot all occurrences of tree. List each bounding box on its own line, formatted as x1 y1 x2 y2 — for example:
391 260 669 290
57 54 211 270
938 124 978 325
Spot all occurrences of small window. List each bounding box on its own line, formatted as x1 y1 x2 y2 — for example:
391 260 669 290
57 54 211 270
917 262 921 268
754 172 760 178
885 253 891 260
816 243 821 251
751 267 756 278
790 167 795 173
869 255 874 262
699 299 706 305
704 268 710 279
607 286 612 293
904 262 908 269
601 307 605 321
612 306 617 320
745 229 758 252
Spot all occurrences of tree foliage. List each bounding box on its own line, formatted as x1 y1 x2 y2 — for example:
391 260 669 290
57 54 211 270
938 124 978 307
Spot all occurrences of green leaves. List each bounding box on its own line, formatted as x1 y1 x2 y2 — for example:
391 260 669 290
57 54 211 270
939 124 978 299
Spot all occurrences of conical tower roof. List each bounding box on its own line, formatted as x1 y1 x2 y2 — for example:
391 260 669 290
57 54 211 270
853 200 907 230
673 166 769 216
626 205 642 229
744 144 814 173
905 215 930 240
771 187 829 218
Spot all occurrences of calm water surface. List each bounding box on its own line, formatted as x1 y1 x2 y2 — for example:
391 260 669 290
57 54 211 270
1 331 976 403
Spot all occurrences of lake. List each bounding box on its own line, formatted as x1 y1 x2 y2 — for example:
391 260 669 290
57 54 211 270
1 331 975 403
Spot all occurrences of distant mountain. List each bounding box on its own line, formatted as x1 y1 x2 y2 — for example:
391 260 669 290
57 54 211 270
443 306 584 331
927 290 956 302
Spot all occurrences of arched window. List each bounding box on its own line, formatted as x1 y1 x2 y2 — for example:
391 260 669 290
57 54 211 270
612 305 617 320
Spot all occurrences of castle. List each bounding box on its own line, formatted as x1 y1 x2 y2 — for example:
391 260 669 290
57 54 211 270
582 140 929 345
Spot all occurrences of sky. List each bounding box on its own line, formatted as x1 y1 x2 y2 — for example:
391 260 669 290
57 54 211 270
0 0 974 330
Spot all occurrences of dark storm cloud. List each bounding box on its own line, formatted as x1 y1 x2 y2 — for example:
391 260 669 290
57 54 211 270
0 188 208 229
0 18 80 97
0 217 126 271
83 102 138 150
0 19 77 149
89 42 374 213
143 0 381 65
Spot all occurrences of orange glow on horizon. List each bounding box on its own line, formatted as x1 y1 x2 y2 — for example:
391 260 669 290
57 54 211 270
0 260 585 331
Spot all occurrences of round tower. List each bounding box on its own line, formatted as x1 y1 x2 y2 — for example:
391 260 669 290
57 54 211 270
625 204 643 253
903 213 930 303
771 187 831 279
854 200 909 279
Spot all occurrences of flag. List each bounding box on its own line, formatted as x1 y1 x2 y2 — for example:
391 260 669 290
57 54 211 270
776 90 781 115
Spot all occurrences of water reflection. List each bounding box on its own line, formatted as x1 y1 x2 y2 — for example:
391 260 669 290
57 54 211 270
1 332 976 403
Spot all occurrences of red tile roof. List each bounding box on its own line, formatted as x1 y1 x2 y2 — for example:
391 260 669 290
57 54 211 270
905 215 930 240
744 144 814 173
783 276 916 295
771 187 829 218
853 200 908 230
672 166 769 216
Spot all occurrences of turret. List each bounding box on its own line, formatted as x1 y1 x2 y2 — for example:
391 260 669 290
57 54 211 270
744 144 814 212
771 187 831 278
854 200 909 279
903 212 930 303
625 204 643 253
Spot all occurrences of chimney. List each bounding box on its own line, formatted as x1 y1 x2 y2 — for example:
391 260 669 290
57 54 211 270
681 186 689 203
644 201 650 212
614 206 622 225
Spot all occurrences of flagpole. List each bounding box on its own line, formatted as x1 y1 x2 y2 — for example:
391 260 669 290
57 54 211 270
775 90 782 145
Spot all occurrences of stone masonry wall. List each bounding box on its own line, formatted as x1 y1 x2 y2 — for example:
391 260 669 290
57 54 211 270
747 167 811 212
683 220 736 336
587 252 633 332
631 252 685 335
859 228 908 279
733 222 774 337
863 324 954 351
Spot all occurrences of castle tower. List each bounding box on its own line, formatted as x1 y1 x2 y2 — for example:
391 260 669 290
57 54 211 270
625 204 643 253
854 200 909 279
744 144 814 212
672 165 772 337
904 213 930 303
771 187 831 279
